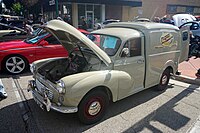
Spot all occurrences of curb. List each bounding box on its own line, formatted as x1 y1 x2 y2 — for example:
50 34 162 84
173 75 200 86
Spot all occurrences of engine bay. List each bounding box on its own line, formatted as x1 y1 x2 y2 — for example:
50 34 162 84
37 48 102 82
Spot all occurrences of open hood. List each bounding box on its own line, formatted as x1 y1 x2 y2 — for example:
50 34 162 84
41 20 111 66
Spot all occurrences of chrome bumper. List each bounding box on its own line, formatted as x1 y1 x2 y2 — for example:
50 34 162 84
27 80 78 113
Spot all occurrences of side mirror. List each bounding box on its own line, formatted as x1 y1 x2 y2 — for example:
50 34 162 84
121 48 129 57
39 40 48 46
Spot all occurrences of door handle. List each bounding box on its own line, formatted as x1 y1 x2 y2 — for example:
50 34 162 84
137 59 144 64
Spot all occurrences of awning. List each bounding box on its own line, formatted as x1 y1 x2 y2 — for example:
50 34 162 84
59 0 142 7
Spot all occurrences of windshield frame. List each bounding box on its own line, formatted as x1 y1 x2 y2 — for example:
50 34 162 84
91 33 122 56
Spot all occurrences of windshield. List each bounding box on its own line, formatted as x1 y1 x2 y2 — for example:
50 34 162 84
93 34 121 56
24 32 49 44
32 28 43 36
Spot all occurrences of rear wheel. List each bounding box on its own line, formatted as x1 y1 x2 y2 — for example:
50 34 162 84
4 55 28 74
156 69 170 91
78 90 109 125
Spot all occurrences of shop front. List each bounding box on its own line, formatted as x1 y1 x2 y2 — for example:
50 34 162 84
42 0 142 29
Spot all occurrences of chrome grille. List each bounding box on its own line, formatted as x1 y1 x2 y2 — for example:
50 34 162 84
35 79 54 100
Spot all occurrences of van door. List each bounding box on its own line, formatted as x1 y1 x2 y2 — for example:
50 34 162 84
114 37 145 99
179 27 190 63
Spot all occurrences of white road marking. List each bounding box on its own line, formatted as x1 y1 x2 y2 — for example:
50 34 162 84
170 79 200 92
11 78 30 123
12 79 23 103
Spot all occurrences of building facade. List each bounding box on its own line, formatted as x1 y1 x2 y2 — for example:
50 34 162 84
42 0 200 28
42 0 142 28
123 0 200 21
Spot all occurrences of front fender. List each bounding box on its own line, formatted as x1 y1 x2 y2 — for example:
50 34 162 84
62 70 131 106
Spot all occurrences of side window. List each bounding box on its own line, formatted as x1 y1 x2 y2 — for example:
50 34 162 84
44 35 60 45
182 31 188 41
122 38 141 57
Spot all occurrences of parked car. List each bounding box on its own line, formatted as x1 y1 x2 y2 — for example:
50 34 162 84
0 28 97 74
179 21 200 58
93 19 120 30
179 21 200 39
172 14 196 27
27 20 189 124
0 31 68 74
195 15 200 21
0 22 24 35
0 14 24 20
0 23 42 42
8 19 24 29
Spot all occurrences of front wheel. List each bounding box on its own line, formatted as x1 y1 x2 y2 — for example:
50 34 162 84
78 90 109 125
156 69 170 91
4 55 28 74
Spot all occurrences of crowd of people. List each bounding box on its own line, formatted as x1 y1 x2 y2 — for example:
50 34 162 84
153 15 174 24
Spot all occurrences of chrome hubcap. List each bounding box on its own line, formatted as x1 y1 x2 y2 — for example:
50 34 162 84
6 57 25 74
88 101 101 116
161 75 168 85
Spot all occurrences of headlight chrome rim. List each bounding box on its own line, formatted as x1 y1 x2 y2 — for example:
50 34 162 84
56 80 66 94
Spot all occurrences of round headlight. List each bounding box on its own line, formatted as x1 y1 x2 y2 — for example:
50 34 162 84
57 80 66 94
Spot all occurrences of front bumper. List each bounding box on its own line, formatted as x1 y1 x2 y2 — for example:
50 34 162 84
27 80 78 113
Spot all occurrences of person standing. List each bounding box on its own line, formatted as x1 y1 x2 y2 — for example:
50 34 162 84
63 14 70 24
36 13 45 24
81 17 87 30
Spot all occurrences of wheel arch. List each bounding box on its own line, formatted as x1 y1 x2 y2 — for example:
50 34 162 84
1 54 29 72
77 85 111 124
78 85 113 106
2 54 29 64
163 60 176 75
166 66 173 74
159 65 173 81
156 66 172 91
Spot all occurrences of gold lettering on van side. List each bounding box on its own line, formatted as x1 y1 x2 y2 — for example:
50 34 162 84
160 33 174 47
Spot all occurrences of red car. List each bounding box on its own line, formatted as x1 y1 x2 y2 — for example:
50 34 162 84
0 28 99 74
0 32 68 74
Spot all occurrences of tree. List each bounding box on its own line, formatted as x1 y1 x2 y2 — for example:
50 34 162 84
11 2 23 15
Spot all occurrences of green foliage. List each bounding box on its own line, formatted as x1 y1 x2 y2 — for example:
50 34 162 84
11 2 23 15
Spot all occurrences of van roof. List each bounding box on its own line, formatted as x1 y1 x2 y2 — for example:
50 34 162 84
92 27 141 41
105 22 179 31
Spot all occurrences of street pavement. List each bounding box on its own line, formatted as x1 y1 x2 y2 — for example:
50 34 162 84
0 58 200 133
0 76 199 133
174 57 200 133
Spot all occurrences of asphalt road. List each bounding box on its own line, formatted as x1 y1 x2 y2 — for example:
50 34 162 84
0 73 200 133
